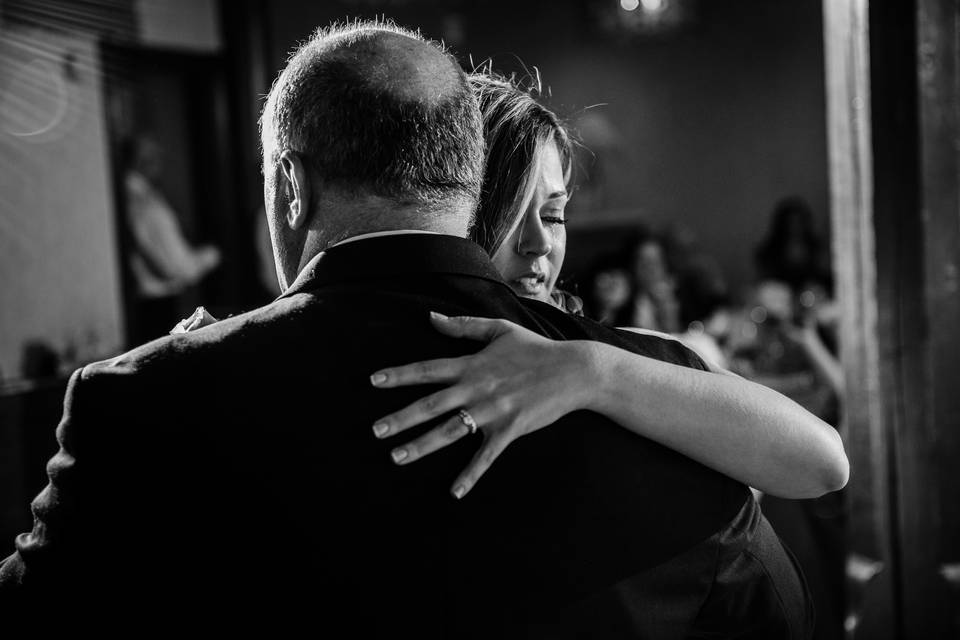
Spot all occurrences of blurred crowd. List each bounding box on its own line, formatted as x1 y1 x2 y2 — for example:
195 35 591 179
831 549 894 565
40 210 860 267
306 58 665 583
578 196 841 425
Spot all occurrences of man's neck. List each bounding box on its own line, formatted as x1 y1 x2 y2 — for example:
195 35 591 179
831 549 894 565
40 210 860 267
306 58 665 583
293 200 472 280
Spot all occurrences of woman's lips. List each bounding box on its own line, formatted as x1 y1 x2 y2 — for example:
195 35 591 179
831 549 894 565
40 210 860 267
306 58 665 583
512 272 547 296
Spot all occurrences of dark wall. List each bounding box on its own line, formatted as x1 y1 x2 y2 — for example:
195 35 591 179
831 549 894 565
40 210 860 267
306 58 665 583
261 0 828 293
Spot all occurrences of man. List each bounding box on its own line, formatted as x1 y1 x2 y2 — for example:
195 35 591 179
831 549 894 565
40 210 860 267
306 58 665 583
0 22 811 637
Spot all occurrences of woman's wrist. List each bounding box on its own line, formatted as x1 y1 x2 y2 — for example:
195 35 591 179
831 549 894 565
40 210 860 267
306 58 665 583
573 340 620 414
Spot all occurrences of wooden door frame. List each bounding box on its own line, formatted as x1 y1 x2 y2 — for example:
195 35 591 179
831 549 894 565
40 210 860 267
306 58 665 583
823 0 960 636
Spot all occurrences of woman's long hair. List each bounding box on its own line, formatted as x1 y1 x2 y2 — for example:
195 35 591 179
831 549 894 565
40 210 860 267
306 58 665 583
467 70 574 257
754 197 830 290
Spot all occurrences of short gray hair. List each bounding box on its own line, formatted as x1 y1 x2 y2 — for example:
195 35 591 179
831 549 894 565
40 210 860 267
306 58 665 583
260 20 484 209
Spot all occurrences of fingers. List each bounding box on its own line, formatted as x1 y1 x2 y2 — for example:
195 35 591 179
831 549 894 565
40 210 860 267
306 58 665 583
450 434 509 499
372 387 468 438
370 357 466 388
387 412 476 466
429 312 513 343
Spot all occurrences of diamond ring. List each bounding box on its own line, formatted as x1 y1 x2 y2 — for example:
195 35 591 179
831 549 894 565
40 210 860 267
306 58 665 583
457 409 478 435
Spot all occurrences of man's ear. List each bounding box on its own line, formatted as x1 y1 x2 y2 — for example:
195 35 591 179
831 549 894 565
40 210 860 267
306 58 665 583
278 150 312 231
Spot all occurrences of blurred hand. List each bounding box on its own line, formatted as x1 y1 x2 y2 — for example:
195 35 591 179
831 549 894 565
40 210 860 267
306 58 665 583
170 306 219 334
782 313 818 349
369 312 594 499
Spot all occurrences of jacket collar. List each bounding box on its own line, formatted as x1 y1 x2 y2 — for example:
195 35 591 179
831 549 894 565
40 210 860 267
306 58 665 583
277 233 509 300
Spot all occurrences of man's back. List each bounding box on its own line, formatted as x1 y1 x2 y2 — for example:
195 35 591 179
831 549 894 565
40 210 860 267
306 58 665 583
1 236 810 637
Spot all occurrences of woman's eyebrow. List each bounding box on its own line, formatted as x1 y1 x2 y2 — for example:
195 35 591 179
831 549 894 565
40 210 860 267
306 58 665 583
547 190 568 200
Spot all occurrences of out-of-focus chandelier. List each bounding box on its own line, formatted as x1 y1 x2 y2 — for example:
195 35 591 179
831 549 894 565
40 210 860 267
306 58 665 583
589 0 695 39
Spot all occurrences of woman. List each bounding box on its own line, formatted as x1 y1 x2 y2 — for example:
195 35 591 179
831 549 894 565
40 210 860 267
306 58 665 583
369 71 848 501
582 252 634 325
754 196 832 293
628 230 682 332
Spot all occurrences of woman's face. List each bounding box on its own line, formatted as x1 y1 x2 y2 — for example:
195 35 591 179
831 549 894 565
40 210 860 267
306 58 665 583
593 268 631 310
634 241 668 289
491 140 568 304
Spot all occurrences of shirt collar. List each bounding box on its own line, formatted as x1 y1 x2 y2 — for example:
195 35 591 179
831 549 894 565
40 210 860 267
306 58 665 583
277 233 508 300
329 229 441 249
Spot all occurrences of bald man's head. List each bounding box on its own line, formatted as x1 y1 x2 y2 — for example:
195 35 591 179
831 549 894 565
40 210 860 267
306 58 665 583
260 21 483 209
322 29 463 102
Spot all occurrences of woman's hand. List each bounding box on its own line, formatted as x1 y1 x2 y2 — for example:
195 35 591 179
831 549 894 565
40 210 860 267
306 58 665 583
369 312 597 499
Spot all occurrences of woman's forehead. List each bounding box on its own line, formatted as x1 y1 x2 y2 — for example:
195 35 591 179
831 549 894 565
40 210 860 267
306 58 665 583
536 140 567 196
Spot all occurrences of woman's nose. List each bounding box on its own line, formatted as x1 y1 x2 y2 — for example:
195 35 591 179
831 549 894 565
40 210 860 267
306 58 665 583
518 214 552 257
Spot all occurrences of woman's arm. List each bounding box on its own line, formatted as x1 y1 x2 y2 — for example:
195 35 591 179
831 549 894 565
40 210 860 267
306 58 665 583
370 313 849 500
582 337 848 499
785 322 846 399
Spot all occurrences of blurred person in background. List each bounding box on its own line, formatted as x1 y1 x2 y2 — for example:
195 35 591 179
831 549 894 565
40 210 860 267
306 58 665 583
754 196 832 294
122 134 221 342
581 251 634 325
788 282 843 400
734 279 841 422
628 229 682 332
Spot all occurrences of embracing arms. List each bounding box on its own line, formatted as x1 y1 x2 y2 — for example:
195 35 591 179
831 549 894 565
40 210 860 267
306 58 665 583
370 313 849 500
581 337 848 498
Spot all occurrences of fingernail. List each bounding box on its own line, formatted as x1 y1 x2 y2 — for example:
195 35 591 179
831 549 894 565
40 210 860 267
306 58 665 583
452 485 466 499
370 372 387 386
372 422 389 438
391 448 408 463
430 311 448 321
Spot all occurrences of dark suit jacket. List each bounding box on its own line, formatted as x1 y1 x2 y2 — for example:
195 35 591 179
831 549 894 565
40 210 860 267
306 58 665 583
0 235 808 637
